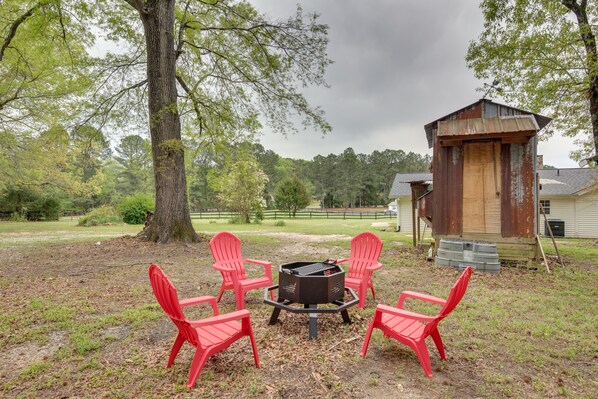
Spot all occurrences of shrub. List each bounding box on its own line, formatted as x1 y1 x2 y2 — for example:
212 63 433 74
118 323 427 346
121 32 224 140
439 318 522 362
9 212 27 222
253 207 264 223
228 216 245 224
274 220 286 227
117 194 154 224
78 206 121 226
27 196 61 221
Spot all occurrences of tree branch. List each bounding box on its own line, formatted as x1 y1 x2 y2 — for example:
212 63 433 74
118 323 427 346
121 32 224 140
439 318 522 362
176 74 204 134
0 3 40 62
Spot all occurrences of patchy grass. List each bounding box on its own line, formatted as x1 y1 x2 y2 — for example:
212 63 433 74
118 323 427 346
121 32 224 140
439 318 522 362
0 221 596 398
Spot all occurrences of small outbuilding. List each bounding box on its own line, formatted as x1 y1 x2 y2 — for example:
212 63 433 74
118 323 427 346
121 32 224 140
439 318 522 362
423 99 551 261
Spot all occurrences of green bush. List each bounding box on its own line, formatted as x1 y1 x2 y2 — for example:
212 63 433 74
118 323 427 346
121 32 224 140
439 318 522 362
0 188 61 221
117 194 154 224
253 207 264 223
78 206 121 226
228 216 245 224
27 197 61 221
9 212 27 222
274 220 286 227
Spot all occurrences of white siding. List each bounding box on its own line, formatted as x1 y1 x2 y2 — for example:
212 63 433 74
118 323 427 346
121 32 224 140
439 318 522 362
540 191 598 238
396 196 428 234
576 190 598 238
541 197 576 237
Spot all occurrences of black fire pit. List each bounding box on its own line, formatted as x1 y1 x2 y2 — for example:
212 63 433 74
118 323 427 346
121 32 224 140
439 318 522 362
279 261 345 304
264 260 359 339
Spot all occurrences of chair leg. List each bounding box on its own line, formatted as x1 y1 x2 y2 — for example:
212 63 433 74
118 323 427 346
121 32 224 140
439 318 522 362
216 284 225 302
430 328 446 360
167 333 186 368
360 321 376 357
244 321 260 368
414 341 433 378
187 348 210 389
370 283 376 300
235 289 245 310
358 284 367 310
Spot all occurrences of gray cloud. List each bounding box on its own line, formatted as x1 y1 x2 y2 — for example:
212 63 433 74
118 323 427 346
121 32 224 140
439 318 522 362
251 0 578 167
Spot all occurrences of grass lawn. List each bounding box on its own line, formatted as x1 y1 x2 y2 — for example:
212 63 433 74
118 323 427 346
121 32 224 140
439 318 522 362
0 219 596 398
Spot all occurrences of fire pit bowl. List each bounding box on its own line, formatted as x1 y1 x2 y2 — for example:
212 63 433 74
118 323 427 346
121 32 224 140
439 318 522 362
278 261 345 304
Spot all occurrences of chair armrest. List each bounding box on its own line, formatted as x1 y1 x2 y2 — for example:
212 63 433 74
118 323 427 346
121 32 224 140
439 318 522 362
212 262 233 272
376 304 436 322
336 258 349 264
366 262 383 271
245 259 271 267
397 291 446 309
190 309 251 327
244 259 272 280
212 263 240 285
179 296 219 316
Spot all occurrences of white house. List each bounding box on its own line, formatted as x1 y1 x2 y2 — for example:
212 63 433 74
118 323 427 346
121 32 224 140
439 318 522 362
390 168 598 238
538 168 598 238
388 173 432 234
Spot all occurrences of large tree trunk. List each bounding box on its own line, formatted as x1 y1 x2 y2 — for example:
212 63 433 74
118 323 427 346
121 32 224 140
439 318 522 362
136 0 198 243
563 0 598 162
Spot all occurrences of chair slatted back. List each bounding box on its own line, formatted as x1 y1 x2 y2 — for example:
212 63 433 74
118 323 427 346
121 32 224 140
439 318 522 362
210 232 247 282
149 264 199 347
422 267 472 337
348 232 383 279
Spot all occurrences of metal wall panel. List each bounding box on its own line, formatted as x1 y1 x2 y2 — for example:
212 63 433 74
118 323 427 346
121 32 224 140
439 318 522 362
501 141 536 237
432 144 463 235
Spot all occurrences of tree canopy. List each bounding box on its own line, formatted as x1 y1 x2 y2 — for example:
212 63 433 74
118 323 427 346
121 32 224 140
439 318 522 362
212 158 268 223
466 0 598 162
1 0 333 241
274 176 311 217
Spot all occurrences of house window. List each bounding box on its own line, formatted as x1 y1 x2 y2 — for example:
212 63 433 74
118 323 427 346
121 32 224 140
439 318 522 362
540 200 550 215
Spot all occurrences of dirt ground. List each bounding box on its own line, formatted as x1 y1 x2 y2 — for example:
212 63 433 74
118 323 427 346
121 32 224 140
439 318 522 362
1 233 596 398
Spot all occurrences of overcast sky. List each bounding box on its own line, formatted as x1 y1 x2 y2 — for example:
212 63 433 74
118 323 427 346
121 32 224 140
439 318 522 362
250 0 579 168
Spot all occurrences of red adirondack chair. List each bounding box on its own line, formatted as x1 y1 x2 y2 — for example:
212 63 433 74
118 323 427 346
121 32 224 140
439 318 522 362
336 232 383 309
148 264 260 389
209 232 274 310
360 267 472 377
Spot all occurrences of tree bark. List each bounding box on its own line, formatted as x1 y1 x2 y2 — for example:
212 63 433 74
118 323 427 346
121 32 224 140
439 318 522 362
563 0 598 161
136 0 198 243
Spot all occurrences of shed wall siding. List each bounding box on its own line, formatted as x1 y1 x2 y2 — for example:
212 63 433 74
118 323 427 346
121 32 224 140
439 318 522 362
576 190 598 238
540 192 598 238
540 197 576 237
397 196 428 233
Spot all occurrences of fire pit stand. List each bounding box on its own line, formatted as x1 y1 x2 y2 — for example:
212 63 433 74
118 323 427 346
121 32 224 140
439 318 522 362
263 261 359 340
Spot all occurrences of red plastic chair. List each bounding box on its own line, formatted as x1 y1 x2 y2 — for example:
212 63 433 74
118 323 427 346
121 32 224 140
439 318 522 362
209 232 274 310
336 232 383 309
360 267 472 377
148 264 260 389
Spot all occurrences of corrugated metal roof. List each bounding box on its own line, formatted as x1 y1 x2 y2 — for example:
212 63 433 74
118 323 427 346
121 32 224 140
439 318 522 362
424 99 552 148
389 173 432 198
437 115 539 138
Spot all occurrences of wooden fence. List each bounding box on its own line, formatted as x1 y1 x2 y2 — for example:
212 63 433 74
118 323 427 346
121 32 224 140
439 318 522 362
191 209 395 220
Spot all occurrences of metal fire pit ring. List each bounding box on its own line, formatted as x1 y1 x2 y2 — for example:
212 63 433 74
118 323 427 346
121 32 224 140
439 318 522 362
263 285 359 340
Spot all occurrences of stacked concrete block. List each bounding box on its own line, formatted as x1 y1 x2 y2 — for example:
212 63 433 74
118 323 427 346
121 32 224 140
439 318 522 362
436 239 500 273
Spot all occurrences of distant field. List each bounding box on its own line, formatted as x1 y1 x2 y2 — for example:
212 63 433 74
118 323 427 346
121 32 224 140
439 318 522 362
0 218 409 247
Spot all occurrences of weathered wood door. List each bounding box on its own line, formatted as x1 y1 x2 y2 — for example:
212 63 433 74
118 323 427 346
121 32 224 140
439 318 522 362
462 142 501 234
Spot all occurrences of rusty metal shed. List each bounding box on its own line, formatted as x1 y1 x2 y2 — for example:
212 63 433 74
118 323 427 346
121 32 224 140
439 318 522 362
423 99 551 261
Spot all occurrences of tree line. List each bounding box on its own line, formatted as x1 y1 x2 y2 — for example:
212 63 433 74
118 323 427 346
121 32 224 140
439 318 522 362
0 127 430 220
